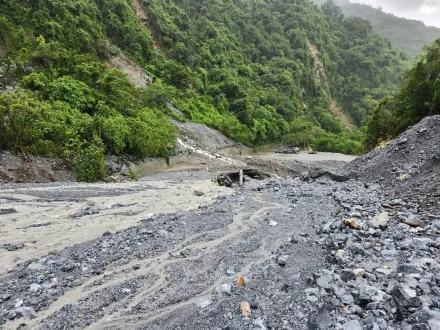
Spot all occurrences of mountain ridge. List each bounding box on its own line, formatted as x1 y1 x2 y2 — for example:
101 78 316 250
314 0 440 57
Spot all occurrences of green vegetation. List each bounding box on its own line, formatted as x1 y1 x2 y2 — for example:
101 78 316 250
0 0 411 180
366 39 440 147
0 0 175 180
128 169 139 181
314 0 440 57
144 0 408 146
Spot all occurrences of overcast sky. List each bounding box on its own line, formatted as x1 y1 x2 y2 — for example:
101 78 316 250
352 0 440 27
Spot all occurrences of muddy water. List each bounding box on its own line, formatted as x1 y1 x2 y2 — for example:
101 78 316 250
252 151 357 163
0 178 232 275
5 197 283 330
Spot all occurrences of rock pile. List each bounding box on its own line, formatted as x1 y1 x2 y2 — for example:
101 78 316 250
344 115 440 213
305 184 440 329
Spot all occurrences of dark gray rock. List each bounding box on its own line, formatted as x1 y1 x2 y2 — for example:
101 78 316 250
397 264 423 274
277 256 287 266
307 311 332 330
14 307 36 319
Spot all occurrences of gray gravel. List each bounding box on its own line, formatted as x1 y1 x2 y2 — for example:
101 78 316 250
0 117 439 330
344 115 440 213
0 171 438 330
0 176 341 329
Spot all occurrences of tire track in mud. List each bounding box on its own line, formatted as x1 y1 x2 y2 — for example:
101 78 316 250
5 197 283 330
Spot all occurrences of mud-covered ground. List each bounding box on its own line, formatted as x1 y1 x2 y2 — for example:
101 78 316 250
1 117 439 330
1 167 439 330
0 174 232 275
0 170 350 330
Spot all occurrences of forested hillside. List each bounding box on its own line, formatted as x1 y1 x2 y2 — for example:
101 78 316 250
0 0 409 180
366 39 440 147
314 0 440 57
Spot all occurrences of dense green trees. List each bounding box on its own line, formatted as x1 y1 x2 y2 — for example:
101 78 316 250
0 0 414 180
0 11 176 181
367 39 440 147
143 0 407 143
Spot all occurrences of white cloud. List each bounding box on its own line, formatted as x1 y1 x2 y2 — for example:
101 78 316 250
353 0 440 27
420 3 439 15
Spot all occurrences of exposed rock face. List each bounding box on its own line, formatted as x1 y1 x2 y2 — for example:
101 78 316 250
0 151 74 183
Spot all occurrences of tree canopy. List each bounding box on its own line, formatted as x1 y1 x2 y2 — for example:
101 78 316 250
0 0 414 180
366 39 440 147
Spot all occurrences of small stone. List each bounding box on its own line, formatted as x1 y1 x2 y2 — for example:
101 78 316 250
215 284 232 295
335 250 348 263
372 212 389 229
403 219 425 228
269 220 278 226
1 294 11 301
340 269 355 282
344 218 361 230
341 294 354 305
193 190 204 196
352 268 365 277
307 311 332 330
403 286 417 298
397 264 422 274
350 212 362 218
277 256 287 266
391 285 414 307
342 320 362 330
14 307 37 320
376 268 393 276
198 299 212 309
253 318 267 330
29 283 42 292
316 274 333 289
27 262 44 271
226 268 235 275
